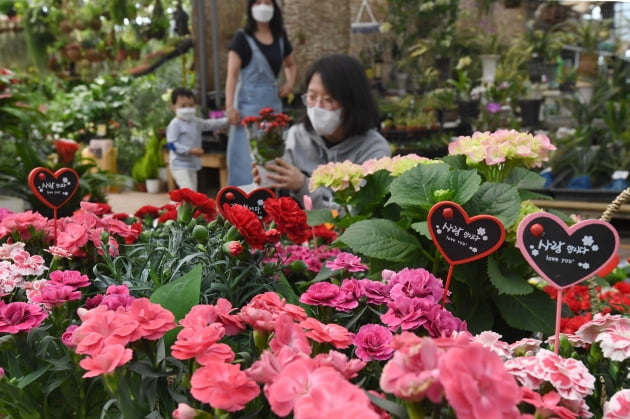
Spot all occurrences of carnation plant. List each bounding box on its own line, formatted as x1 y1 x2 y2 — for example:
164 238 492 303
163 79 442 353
2 182 629 418
241 107 291 166
307 136 563 339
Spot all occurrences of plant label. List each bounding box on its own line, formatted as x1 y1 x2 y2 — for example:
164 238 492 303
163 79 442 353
216 186 276 221
516 212 619 289
428 201 506 265
27 167 79 210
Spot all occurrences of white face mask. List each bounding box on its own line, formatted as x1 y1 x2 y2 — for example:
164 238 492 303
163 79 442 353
252 4 274 23
176 107 196 121
307 106 343 137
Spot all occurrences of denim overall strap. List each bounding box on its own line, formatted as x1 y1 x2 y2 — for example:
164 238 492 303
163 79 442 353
227 31 283 186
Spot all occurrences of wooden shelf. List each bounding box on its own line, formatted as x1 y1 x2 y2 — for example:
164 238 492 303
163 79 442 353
532 199 630 220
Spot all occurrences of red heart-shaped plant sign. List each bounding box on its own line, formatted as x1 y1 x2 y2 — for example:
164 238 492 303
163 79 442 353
28 167 79 210
428 201 506 265
516 212 619 289
216 186 276 221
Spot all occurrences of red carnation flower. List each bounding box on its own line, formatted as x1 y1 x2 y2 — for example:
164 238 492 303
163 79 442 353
264 197 309 244
222 204 266 249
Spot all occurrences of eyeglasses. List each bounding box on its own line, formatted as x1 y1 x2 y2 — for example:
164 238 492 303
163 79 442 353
301 93 339 111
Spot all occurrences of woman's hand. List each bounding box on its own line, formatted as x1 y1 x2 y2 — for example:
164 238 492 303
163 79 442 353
226 108 241 125
263 158 305 192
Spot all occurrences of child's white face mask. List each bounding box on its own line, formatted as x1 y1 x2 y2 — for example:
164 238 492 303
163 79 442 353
252 4 274 23
176 107 196 121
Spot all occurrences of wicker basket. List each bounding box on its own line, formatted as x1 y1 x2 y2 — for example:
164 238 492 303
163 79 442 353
588 187 630 314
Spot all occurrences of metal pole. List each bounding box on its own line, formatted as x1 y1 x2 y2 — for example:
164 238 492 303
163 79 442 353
210 0 222 109
196 0 207 109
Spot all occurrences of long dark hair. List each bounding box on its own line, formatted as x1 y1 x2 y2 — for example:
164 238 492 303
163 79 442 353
303 54 379 138
244 0 285 40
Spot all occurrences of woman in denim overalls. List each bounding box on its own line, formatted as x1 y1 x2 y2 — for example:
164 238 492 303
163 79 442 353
225 0 296 186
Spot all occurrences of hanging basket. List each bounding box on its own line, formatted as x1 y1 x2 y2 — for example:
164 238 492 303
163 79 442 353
588 187 630 313
351 0 380 34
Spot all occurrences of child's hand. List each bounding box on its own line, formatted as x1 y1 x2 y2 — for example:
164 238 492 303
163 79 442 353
189 148 204 156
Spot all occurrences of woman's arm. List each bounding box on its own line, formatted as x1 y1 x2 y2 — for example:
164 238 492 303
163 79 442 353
279 53 296 98
225 50 242 125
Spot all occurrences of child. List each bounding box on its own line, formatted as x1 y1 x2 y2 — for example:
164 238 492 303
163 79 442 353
166 87 228 191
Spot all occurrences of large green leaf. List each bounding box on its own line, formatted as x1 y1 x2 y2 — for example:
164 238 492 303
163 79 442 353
150 265 202 350
347 169 393 210
335 219 423 262
466 182 521 228
505 167 547 190
494 291 556 334
487 254 533 296
306 208 336 226
388 163 481 209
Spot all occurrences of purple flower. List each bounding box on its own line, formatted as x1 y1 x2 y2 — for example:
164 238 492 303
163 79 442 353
353 324 394 361
325 252 368 272
485 102 501 114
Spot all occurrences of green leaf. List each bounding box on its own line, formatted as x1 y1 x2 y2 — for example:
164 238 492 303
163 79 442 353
410 221 431 240
335 219 423 262
466 182 521 228
487 254 533 296
494 291 556 334
347 169 393 209
441 154 468 169
150 264 202 350
17 366 51 389
388 163 481 209
505 167 547 190
306 208 336 226
366 391 408 419
275 274 300 305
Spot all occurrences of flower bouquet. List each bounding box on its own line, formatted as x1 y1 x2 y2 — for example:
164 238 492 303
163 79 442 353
242 107 291 187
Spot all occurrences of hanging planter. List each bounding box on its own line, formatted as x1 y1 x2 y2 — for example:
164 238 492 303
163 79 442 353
480 54 499 84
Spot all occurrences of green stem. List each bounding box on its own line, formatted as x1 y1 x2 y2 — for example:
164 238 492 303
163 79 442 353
404 400 425 419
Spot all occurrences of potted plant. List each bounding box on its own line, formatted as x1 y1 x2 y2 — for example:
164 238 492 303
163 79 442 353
563 18 611 80
131 134 164 192
521 20 566 84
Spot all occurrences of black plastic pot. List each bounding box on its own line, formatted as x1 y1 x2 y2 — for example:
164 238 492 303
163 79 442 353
518 98 543 128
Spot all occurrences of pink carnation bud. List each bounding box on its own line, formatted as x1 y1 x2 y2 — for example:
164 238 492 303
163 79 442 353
265 229 281 244
224 241 244 256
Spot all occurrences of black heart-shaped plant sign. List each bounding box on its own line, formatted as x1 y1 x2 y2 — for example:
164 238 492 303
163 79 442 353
28 167 79 210
216 186 276 221
428 201 506 265
517 212 619 289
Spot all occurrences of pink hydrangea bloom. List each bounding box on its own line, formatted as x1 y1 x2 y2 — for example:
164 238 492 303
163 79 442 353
353 324 394 361
604 389 630 419
439 343 521 419
0 301 48 333
325 252 368 272
190 361 260 412
309 160 365 193
362 154 437 176
79 344 132 377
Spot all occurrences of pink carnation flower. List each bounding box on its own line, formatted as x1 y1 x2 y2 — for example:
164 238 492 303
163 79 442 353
30 283 82 307
10 249 46 276
439 343 521 419
533 349 595 401
0 301 48 333
125 298 177 340
190 361 260 412
604 389 630 419
299 282 342 307
353 324 394 361
325 252 368 272
48 270 90 288
595 320 630 362
79 344 132 378
300 317 354 349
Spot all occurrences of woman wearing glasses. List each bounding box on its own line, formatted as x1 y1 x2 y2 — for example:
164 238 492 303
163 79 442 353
254 54 391 209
